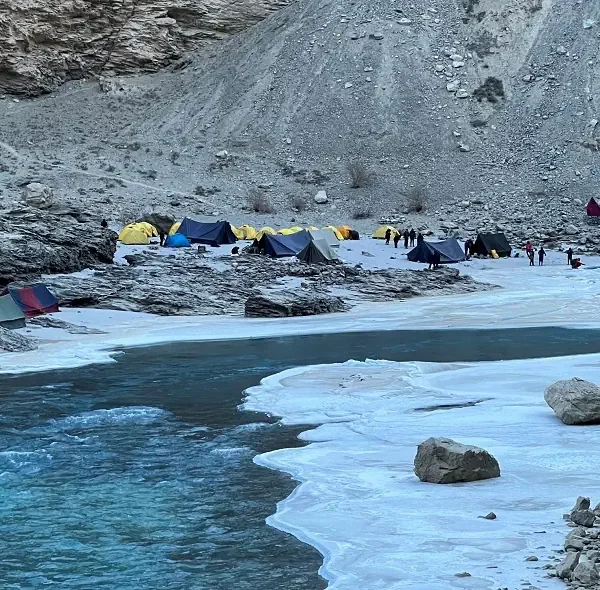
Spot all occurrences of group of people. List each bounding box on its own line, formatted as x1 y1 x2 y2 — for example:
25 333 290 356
524 241 546 266
385 227 424 248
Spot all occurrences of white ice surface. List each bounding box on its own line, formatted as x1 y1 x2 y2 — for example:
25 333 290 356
244 355 600 589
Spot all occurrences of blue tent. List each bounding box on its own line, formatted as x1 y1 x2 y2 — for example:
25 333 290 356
407 237 465 264
176 217 237 247
165 233 191 248
254 230 311 257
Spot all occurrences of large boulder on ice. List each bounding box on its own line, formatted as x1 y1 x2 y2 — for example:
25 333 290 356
414 437 501 484
544 378 600 425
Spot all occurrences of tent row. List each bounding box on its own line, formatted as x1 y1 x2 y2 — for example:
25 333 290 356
406 233 512 264
0 284 59 329
247 229 339 263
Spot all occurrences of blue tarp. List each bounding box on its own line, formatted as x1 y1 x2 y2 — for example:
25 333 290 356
176 218 237 247
255 230 311 257
165 233 191 248
407 237 466 264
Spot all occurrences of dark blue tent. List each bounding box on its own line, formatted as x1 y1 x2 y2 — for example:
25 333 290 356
407 237 466 264
176 217 237 247
254 230 311 257
165 233 191 248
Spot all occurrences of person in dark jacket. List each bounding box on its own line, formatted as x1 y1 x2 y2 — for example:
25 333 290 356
528 249 535 267
384 228 392 245
403 229 409 248
567 247 573 266
428 251 434 270
393 232 400 248
159 231 166 247
538 247 546 266
409 228 416 247
417 233 424 244
464 238 473 259
433 250 441 269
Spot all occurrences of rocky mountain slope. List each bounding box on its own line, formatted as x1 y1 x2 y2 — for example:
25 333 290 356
0 0 289 95
0 0 599 248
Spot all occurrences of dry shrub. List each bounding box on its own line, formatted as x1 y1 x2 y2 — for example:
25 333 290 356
347 161 373 189
248 189 274 214
407 186 427 213
290 195 308 212
352 208 373 220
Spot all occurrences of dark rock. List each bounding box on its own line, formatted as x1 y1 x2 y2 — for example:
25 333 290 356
414 437 501 484
0 326 37 352
571 510 596 528
545 378 600 424
140 211 176 234
0 207 117 286
245 292 347 318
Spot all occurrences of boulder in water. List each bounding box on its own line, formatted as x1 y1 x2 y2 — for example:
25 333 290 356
544 378 600 424
414 437 501 484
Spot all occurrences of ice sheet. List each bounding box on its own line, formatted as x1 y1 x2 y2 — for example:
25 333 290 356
244 355 600 589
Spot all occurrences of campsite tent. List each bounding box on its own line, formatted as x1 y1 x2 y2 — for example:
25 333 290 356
169 221 182 235
230 224 245 239
253 230 311 257
119 225 150 245
176 218 237 246
238 225 257 240
278 228 296 235
0 293 26 328
289 226 304 233
337 225 353 239
473 233 512 257
256 227 277 240
297 239 339 264
587 198 600 217
322 226 344 240
9 284 59 317
137 222 158 237
372 225 399 239
165 233 191 248
306 226 319 231
407 237 465 264
308 228 340 248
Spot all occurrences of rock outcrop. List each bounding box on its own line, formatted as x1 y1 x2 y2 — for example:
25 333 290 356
414 437 501 484
0 326 37 352
0 208 117 285
0 0 290 95
245 292 347 318
544 378 600 425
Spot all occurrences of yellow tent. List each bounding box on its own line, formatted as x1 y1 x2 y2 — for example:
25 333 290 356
289 226 303 233
169 221 182 235
136 222 158 237
372 225 399 239
306 226 319 231
256 226 277 240
230 224 245 239
238 225 257 240
119 225 150 245
323 226 344 240
278 228 296 235
337 225 353 239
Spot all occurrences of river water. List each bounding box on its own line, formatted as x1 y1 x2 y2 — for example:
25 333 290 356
2 327 600 588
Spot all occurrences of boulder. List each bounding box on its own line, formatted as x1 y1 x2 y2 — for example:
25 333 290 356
573 558 600 585
245 292 346 318
573 497 591 512
314 190 328 204
414 437 501 484
572 510 596 527
0 327 37 352
0 208 117 285
565 528 586 552
22 182 54 209
140 211 175 234
557 552 580 579
544 378 600 424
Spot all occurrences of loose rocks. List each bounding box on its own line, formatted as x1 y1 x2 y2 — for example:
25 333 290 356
0 326 37 352
414 437 501 484
245 292 346 317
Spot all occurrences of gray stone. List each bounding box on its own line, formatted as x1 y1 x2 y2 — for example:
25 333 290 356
215 149 228 158
398 18 412 25
22 182 54 209
414 437 501 484
0 327 37 352
314 190 328 204
556 45 568 55
566 224 579 235
245 292 347 318
139 210 175 234
456 89 470 99
557 552 580 579
573 497 591 513
565 528 586 552
480 512 497 520
458 143 471 152
572 510 596 528
370 33 384 40
545 378 600 425
446 80 461 92
526 556 539 561
584 19 596 29
573 558 600 585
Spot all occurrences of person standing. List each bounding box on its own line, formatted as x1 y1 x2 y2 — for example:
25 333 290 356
538 247 546 266
433 250 441 269
384 228 391 245
159 231 166 247
567 247 573 266
525 240 533 258
464 238 473 259
403 229 409 248
417 232 424 244
528 249 535 267
409 228 416 247
393 232 400 249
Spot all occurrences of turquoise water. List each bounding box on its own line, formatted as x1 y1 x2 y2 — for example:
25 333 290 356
2 328 600 588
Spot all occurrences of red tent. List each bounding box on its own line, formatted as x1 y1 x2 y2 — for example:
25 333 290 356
587 198 600 217
8 284 59 317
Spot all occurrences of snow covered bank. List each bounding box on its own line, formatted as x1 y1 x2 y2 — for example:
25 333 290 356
244 355 600 589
